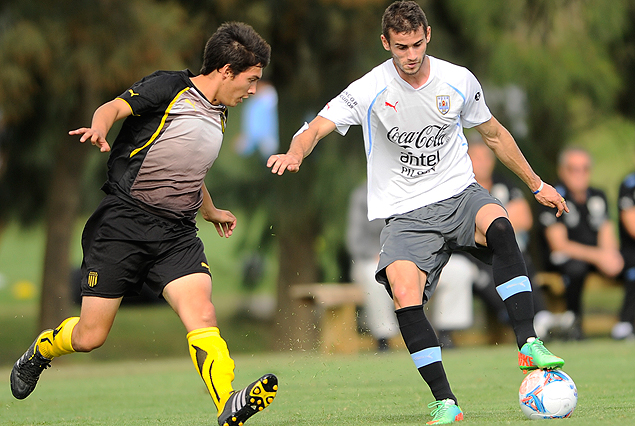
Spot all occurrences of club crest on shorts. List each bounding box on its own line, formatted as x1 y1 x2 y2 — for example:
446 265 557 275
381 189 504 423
87 271 98 287
436 95 450 115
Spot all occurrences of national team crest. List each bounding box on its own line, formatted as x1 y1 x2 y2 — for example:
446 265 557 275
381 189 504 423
436 95 450 115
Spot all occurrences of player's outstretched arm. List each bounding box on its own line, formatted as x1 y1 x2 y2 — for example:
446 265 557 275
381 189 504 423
475 116 569 217
267 116 336 175
200 183 236 238
69 99 132 152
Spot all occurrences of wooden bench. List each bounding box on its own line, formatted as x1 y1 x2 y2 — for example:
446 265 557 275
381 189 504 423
535 271 623 335
287 274 622 350
430 272 624 346
289 283 366 354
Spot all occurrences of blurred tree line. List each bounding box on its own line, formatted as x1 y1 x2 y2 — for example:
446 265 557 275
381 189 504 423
1 0 635 348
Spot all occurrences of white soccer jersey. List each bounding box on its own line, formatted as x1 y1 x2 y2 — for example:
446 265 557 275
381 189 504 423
318 56 492 220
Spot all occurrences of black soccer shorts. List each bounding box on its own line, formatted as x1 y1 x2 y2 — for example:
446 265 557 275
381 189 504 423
79 195 211 299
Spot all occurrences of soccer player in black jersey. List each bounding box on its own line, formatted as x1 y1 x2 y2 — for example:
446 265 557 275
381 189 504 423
10 22 277 426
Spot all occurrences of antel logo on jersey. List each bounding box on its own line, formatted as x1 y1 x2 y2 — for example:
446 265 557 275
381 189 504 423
388 125 449 178
387 124 449 149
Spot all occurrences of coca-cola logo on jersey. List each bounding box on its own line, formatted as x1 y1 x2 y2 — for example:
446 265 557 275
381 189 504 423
387 125 449 178
387 124 449 149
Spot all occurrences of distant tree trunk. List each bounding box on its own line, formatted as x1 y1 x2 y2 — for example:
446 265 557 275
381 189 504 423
38 136 89 330
274 218 320 350
269 80 325 349
38 80 95 330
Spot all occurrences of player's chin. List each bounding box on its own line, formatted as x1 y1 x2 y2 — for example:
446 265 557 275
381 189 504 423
403 65 420 75
224 98 242 107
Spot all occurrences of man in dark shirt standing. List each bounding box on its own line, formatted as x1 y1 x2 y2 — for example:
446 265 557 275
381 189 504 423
538 147 623 340
10 22 277 426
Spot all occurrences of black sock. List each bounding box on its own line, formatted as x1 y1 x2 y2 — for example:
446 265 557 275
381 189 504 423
486 217 535 348
396 305 456 403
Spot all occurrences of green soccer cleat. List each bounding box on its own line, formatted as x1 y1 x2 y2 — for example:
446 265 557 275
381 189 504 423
426 399 464 425
218 373 278 426
10 331 53 400
518 337 564 372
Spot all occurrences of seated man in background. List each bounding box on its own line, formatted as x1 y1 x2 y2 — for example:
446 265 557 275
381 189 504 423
433 136 555 347
537 147 623 340
612 171 635 340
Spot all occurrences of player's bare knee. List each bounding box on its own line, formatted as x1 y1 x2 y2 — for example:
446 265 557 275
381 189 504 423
390 282 421 308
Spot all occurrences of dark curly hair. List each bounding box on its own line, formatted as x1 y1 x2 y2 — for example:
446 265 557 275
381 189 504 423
200 22 271 76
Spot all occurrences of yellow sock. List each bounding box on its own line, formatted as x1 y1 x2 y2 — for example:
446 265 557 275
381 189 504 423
187 327 235 415
37 317 79 359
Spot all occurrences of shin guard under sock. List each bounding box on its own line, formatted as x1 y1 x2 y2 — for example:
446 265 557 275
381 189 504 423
187 327 235 415
37 317 79 359
486 217 535 348
396 305 456 403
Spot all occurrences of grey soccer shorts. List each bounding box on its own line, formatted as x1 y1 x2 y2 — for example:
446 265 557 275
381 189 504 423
375 183 504 303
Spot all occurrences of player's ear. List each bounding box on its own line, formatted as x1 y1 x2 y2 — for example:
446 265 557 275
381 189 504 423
220 64 234 79
380 34 390 51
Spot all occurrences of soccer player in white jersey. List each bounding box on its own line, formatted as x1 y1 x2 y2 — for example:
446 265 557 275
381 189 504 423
268 1 568 424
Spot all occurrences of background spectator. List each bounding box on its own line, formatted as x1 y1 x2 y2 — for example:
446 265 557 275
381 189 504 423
537 147 623 340
234 80 279 159
613 171 635 340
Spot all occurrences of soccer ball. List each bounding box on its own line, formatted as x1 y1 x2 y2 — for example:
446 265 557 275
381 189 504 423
519 369 577 420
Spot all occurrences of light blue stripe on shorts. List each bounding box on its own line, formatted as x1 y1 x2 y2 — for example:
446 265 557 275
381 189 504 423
411 347 442 369
496 275 532 301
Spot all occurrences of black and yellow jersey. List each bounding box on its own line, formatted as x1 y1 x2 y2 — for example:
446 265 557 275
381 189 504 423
103 69 227 222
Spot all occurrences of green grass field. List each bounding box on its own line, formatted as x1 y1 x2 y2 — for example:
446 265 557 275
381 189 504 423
1 199 634 425
1 339 634 425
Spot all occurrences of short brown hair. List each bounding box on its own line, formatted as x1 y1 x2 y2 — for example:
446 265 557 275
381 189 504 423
200 22 271 76
382 1 428 42
558 146 592 168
